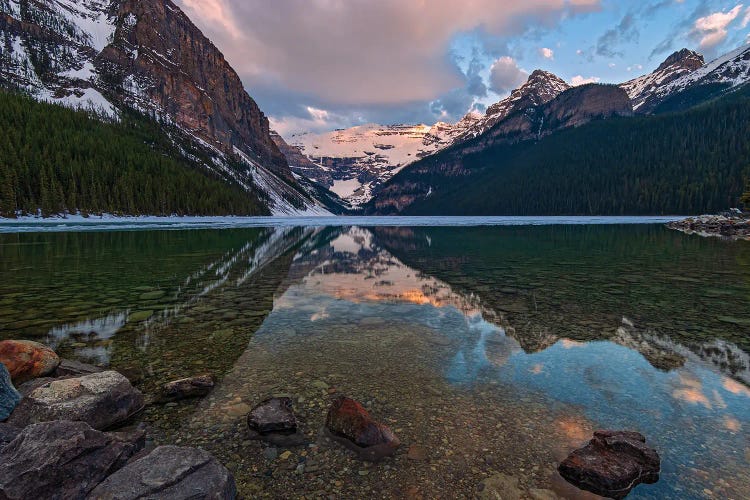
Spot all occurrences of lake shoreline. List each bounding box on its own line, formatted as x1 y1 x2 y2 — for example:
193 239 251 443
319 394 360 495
667 214 750 240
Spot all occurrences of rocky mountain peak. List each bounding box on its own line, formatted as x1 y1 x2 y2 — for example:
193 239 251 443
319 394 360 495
486 70 570 117
656 49 705 72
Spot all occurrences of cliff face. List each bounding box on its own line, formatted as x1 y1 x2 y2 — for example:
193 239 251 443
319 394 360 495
98 0 292 182
0 0 323 213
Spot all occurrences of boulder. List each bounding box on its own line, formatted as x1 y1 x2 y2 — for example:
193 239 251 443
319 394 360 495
0 423 19 450
88 445 237 500
16 377 57 397
325 397 400 461
0 340 60 384
8 371 145 430
54 359 104 378
558 430 660 499
159 373 215 403
0 420 143 499
246 397 306 447
0 364 21 421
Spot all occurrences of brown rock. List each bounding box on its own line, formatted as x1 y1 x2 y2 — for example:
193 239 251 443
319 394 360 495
407 445 428 461
558 430 660 499
0 340 60 384
159 373 214 402
325 397 400 461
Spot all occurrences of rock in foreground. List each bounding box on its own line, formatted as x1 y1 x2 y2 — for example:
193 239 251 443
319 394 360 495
0 424 19 451
8 371 145 430
159 373 215 402
247 397 306 447
0 340 60 384
0 364 21 421
0 420 143 499
558 430 660 499
325 397 400 461
88 445 237 500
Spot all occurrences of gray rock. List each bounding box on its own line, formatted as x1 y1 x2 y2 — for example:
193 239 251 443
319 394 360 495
0 423 19 450
54 359 104 378
248 397 297 434
0 364 21 421
16 377 57 397
0 420 143 499
159 373 215 403
88 445 237 500
8 371 145 430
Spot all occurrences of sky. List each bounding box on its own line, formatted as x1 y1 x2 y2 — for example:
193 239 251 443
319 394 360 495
174 0 750 137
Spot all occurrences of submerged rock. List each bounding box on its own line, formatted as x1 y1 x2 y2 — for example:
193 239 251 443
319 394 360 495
54 359 104 378
247 397 306 447
159 373 215 403
8 371 145 430
479 473 523 500
88 445 237 500
0 340 60 384
325 396 400 461
558 430 660 499
0 364 21 421
0 420 143 499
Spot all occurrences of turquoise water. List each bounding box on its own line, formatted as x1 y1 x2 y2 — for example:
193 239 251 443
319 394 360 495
1 221 748 498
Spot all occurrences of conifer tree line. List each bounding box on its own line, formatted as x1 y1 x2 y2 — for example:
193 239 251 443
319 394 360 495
0 90 268 218
390 85 750 216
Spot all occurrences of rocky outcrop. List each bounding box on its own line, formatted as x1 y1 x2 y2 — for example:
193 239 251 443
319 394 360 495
0 340 60 384
558 430 661 499
667 214 750 240
0 420 144 499
88 445 237 500
8 371 145 430
0 364 20 422
159 373 214 403
325 397 400 461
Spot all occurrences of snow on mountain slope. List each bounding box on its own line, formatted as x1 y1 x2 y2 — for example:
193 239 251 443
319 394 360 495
657 43 750 98
288 120 480 207
621 49 705 112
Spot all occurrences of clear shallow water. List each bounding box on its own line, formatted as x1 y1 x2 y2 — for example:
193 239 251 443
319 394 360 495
1 222 749 498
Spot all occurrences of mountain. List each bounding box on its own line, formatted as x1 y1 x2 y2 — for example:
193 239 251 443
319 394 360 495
367 82 750 216
0 0 331 215
369 83 633 213
621 49 705 113
279 70 570 207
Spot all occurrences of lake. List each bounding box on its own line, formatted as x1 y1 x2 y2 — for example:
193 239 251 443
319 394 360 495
1 219 748 498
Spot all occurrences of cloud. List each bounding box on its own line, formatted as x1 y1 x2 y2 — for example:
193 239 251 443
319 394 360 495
539 47 555 59
596 13 639 58
570 75 601 86
489 57 529 94
691 4 745 49
742 6 750 28
175 0 601 107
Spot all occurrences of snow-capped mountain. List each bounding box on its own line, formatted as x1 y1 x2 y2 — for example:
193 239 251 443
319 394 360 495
285 119 480 207
621 49 705 112
282 70 569 207
0 0 330 215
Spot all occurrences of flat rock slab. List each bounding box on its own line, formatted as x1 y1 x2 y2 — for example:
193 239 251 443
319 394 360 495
558 430 660 499
159 373 215 403
0 420 143 499
0 364 21 421
8 371 145 430
325 397 400 461
0 340 60 384
54 359 104 378
88 445 237 500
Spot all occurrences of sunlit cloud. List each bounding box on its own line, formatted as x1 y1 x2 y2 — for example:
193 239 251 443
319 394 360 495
539 47 555 59
691 4 745 49
570 75 601 86
722 377 750 397
673 375 712 409
724 416 742 432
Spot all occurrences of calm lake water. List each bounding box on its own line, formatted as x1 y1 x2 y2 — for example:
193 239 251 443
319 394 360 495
1 220 749 499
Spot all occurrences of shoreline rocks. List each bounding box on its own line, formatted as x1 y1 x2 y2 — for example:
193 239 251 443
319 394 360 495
0 340 60 384
0 420 144 499
558 430 660 499
667 214 750 240
0 364 21 421
325 397 400 461
8 371 145 430
89 445 237 500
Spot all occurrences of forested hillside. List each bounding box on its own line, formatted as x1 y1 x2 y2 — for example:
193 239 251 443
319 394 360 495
377 85 750 216
0 92 268 218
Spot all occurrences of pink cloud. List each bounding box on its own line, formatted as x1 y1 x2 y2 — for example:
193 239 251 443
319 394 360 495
692 4 745 49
